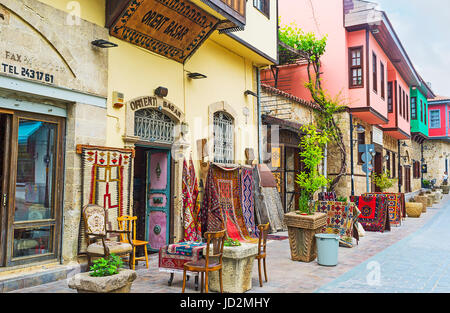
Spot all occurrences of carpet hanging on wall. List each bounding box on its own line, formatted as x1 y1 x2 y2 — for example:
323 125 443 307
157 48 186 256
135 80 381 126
77 145 134 254
350 195 391 233
317 201 359 248
363 193 403 226
240 166 258 238
182 158 202 242
200 163 257 243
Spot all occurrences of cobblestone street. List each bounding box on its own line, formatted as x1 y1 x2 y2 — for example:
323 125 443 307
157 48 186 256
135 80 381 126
10 193 450 294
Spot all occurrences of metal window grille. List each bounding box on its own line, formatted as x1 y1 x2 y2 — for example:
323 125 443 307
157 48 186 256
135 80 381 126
213 112 234 164
135 109 175 144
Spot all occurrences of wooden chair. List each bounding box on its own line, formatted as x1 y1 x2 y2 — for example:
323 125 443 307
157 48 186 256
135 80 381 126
82 204 133 269
182 230 226 293
256 223 270 287
117 215 149 270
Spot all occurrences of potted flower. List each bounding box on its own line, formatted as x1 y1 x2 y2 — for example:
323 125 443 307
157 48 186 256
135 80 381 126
284 125 329 262
68 254 137 293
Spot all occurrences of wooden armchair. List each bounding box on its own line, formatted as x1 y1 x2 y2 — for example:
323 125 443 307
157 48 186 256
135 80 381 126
182 230 226 293
256 223 270 287
82 204 134 269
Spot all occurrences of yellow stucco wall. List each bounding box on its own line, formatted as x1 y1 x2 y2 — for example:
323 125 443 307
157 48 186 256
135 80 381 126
37 0 105 26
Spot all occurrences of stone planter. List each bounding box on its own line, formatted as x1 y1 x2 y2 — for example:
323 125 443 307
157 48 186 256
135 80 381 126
406 202 422 218
68 269 137 293
414 196 428 213
442 185 449 194
205 242 258 293
284 212 327 263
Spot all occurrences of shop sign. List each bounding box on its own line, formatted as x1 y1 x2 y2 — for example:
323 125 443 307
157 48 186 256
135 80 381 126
110 0 219 64
1 50 55 84
129 95 183 120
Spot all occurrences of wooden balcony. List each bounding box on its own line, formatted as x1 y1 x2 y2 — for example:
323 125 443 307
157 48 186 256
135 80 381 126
193 0 246 31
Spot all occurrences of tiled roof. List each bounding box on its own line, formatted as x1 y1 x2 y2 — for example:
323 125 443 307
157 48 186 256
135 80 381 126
429 95 450 102
260 83 321 111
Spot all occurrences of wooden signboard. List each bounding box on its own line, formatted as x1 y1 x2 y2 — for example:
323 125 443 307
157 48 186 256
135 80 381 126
110 0 219 63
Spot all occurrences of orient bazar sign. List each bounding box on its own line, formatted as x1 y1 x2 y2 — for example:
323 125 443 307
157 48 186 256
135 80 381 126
110 0 219 64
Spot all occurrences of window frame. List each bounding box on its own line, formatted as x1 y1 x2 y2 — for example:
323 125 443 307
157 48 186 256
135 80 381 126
348 46 364 89
388 81 393 113
429 109 441 129
372 52 377 93
411 97 417 120
398 86 403 117
213 111 235 164
253 0 270 18
380 61 385 99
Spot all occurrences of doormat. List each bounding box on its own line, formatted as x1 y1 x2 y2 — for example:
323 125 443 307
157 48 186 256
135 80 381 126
267 234 289 240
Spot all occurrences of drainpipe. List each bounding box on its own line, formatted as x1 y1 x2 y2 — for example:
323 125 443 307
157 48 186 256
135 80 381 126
256 67 262 164
349 112 355 196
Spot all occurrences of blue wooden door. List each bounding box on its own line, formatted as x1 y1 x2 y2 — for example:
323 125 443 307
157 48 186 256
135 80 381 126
145 149 171 252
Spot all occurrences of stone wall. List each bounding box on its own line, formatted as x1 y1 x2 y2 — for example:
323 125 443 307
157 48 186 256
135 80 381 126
423 140 450 186
1 0 109 264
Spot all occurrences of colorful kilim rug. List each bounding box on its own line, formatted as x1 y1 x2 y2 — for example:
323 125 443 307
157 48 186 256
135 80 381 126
240 166 258 238
350 195 390 233
363 193 402 226
267 234 289 240
318 192 337 201
78 146 133 253
167 241 205 257
200 164 257 243
317 201 356 248
200 166 224 234
159 244 204 273
182 158 202 241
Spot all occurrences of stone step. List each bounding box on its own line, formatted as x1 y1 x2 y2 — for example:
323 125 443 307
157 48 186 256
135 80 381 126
0 263 85 293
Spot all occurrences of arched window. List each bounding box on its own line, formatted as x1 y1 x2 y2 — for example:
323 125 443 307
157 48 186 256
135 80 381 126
135 108 175 144
213 111 234 164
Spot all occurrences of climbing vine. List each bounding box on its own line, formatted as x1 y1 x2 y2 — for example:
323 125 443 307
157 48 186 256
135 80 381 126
279 22 348 192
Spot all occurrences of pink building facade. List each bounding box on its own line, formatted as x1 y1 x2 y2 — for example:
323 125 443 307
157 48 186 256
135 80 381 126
262 0 430 196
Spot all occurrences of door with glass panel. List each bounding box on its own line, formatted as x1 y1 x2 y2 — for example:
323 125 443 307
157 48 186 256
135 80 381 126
1 111 64 267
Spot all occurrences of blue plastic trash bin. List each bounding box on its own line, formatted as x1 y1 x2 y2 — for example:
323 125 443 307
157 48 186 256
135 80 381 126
315 234 339 266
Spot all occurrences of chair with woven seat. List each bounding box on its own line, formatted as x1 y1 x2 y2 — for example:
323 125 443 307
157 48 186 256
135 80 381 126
256 223 270 287
182 230 226 293
117 215 149 270
82 204 133 269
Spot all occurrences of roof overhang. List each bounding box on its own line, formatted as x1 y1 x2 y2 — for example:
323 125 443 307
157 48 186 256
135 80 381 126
382 127 411 140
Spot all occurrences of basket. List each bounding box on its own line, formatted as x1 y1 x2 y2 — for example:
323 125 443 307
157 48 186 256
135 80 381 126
414 196 428 213
284 212 327 230
406 202 422 218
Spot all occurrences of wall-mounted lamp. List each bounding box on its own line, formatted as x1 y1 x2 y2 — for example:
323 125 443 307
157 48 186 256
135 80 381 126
371 28 380 34
91 39 118 48
402 141 409 148
244 90 258 97
187 72 207 79
383 154 390 162
354 124 366 134
155 86 168 98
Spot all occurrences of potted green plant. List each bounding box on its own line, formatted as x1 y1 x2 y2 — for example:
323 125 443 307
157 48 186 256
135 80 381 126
68 254 137 293
372 170 397 192
284 125 329 262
